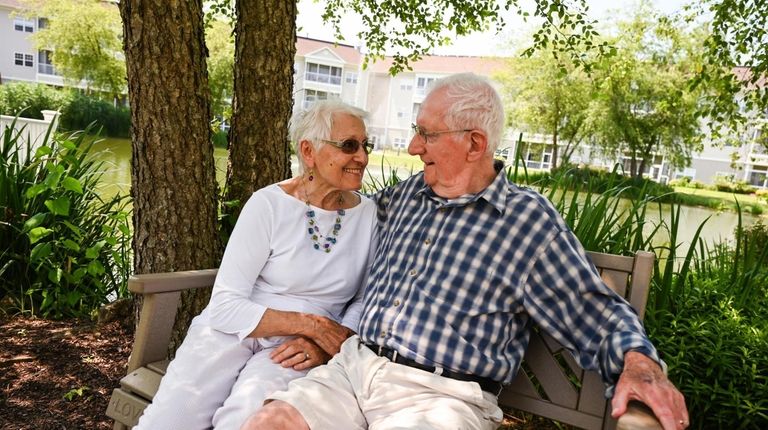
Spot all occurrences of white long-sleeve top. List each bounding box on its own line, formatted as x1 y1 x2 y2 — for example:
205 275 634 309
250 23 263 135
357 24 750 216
199 182 377 342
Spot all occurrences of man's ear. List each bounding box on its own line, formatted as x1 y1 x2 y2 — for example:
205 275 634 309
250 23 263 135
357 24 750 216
299 140 315 168
466 130 489 161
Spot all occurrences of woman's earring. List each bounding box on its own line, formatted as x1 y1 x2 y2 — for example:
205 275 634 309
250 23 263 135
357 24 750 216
308 169 314 181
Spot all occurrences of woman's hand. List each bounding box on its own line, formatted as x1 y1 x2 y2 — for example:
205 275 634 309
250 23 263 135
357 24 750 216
299 314 355 356
270 337 331 370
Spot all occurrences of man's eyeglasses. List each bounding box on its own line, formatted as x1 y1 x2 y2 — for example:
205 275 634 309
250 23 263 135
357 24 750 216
321 138 374 155
411 124 472 142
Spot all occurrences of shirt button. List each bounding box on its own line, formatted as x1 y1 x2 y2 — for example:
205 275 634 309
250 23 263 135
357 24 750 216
393 299 400 307
423 238 431 245
409 269 417 276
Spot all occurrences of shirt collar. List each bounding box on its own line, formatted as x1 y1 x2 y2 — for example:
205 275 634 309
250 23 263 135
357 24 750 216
413 163 509 214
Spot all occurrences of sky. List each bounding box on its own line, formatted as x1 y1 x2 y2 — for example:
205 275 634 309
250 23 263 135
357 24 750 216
295 0 690 57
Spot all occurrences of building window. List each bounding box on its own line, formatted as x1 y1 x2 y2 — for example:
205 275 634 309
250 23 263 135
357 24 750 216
392 137 407 149
38 17 49 29
400 83 413 91
345 72 358 84
303 89 338 109
14 18 35 33
397 110 407 119
15 53 34 67
411 103 421 122
305 62 342 85
38 50 58 75
416 77 436 95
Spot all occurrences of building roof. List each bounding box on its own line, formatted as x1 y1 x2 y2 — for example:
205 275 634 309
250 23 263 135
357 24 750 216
296 36 507 76
0 0 27 9
369 54 507 76
733 66 767 89
296 37 362 65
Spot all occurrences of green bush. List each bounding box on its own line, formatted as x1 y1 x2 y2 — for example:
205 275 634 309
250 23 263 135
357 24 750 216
650 283 768 428
0 82 70 119
668 177 690 187
714 178 756 195
59 93 130 138
0 122 131 318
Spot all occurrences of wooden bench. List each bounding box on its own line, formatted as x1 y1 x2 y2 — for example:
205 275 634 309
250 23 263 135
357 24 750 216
107 251 662 429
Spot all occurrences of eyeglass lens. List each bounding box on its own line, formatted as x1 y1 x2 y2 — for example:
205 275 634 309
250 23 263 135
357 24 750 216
339 139 373 154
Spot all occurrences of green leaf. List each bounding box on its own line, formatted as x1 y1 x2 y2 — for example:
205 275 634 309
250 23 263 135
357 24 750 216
62 220 83 238
60 140 77 151
44 164 64 188
25 183 48 199
85 245 100 259
30 242 52 263
62 177 84 194
73 267 87 282
87 260 105 276
48 267 63 284
63 239 80 251
45 197 70 216
28 227 53 244
23 213 47 231
34 145 53 159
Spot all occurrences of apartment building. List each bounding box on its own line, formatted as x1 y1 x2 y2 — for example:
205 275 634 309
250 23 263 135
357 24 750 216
294 37 508 150
0 0 64 87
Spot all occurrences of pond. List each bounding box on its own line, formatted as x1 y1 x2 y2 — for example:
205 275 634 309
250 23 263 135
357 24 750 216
89 138 760 251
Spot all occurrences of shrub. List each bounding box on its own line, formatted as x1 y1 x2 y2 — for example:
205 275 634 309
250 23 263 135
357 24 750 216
668 177 690 187
650 283 768 428
0 122 131 318
59 93 130 138
714 177 756 195
0 82 70 119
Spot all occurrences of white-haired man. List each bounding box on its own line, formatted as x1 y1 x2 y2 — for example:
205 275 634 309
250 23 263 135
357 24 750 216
242 73 689 430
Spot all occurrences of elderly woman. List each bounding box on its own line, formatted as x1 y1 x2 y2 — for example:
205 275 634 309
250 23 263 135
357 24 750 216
135 100 376 429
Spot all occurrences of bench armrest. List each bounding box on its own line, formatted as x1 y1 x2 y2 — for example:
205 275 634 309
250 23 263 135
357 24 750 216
128 269 219 295
126 269 218 372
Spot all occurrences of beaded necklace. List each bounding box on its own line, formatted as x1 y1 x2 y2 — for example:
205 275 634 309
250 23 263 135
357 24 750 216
303 178 346 253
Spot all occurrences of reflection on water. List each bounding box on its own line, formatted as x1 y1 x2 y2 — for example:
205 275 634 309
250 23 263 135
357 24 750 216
89 138 760 250
89 137 229 198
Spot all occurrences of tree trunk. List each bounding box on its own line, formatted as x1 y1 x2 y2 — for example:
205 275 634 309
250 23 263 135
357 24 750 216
225 0 297 222
120 0 220 354
551 122 559 171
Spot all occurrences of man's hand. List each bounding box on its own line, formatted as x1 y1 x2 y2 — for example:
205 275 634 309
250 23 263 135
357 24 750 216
611 351 689 430
271 337 331 370
299 314 355 356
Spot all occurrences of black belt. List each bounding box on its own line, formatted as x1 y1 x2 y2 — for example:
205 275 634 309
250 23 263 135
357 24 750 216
364 343 503 395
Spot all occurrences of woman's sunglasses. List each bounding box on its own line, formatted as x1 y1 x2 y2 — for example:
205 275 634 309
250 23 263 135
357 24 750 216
321 138 374 155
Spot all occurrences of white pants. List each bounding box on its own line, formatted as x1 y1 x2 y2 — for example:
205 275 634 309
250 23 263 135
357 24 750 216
135 319 307 430
267 336 503 430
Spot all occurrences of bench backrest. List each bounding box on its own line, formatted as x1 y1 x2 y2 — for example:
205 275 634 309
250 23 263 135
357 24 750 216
498 250 655 430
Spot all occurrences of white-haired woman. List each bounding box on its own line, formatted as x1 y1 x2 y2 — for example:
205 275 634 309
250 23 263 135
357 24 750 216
135 100 376 429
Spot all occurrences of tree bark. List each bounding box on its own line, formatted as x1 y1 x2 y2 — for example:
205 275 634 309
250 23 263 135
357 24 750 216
224 0 297 222
119 0 220 354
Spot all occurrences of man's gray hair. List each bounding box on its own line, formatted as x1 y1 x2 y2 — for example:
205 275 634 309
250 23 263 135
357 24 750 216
427 73 505 154
290 100 368 173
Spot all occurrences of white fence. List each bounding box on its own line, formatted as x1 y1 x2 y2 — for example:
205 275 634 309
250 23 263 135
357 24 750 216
1 110 61 158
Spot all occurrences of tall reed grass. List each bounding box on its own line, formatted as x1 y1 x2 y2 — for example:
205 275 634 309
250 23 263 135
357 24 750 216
1 121 131 318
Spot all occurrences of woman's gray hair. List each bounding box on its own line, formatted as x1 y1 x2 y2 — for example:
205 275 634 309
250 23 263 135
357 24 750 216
290 100 368 173
426 73 505 154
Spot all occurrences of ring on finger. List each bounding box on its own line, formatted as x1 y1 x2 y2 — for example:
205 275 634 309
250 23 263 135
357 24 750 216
305 352 310 361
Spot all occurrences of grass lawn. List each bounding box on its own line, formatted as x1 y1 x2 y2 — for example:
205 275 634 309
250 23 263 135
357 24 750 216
674 186 767 215
370 149 423 171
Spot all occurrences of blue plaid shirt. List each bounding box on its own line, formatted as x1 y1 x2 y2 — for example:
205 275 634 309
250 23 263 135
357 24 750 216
359 169 660 390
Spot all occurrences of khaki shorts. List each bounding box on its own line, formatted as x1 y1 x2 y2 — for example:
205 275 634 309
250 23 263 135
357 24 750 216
267 336 503 430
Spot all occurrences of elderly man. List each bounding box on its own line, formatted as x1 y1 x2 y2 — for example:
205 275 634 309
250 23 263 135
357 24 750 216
242 73 688 430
